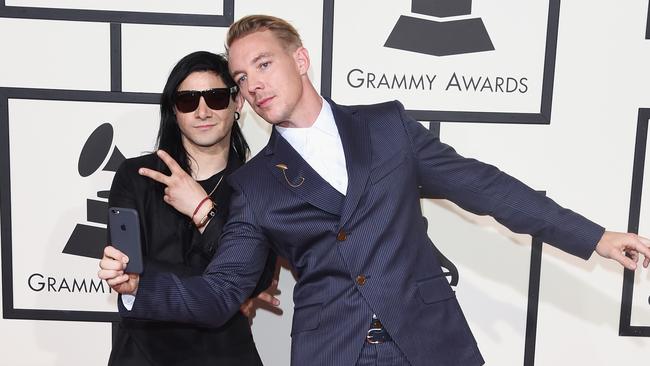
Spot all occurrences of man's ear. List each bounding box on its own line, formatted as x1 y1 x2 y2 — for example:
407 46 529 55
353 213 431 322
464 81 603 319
293 46 310 75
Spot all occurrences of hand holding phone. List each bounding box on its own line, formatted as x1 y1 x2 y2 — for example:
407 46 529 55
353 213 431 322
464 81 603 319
108 207 144 274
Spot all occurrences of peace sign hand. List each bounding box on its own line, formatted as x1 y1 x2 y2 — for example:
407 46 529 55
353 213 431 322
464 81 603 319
138 149 208 219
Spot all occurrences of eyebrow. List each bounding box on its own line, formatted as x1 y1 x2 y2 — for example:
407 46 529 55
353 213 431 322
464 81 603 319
251 52 272 65
231 52 273 76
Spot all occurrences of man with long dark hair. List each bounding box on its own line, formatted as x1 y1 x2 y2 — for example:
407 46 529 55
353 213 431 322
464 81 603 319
105 51 277 366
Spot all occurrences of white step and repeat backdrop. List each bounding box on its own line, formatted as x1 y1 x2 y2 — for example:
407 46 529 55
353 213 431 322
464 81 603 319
1 0 650 365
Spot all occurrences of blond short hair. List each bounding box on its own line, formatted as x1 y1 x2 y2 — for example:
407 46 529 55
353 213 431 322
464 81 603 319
227 15 303 52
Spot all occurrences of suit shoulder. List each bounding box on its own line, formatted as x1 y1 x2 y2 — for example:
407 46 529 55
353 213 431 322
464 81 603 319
337 100 404 121
228 149 268 186
341 100 402 112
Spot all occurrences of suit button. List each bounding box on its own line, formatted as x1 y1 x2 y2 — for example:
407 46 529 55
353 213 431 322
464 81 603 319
336 229 347 241
356 275 366 286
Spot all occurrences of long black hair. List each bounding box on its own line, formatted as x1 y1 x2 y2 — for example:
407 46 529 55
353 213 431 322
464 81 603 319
156 51 249 174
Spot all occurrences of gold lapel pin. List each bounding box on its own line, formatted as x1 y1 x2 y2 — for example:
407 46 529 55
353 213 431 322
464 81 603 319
275 163 305 188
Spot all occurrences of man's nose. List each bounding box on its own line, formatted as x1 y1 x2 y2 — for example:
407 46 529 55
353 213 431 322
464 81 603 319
195 96 212 118
246 75 263 94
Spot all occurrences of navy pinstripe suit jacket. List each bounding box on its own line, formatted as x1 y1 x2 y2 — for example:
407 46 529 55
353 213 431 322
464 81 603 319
124 100 605 366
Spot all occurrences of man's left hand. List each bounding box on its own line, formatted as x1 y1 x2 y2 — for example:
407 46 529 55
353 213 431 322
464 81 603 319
240 280 281 320
595 231 650 270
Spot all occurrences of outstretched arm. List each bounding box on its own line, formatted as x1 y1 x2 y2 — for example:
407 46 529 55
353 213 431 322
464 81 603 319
396 101 650 269
105 178 271 327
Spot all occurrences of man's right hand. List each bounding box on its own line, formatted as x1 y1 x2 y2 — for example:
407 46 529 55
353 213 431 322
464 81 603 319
98 245 140 295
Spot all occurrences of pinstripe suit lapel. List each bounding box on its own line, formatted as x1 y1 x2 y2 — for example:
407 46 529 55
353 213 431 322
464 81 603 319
265 128 344 216
330 100 371 227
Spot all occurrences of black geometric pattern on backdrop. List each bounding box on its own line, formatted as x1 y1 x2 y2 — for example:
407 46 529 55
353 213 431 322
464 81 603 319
619 108 650 337
0 88 159 323
385 0 494 56
321 0 561 124
524 233 544 366
0 0 233 324
0 0 234 26
646 1 650 39
62 123 126 260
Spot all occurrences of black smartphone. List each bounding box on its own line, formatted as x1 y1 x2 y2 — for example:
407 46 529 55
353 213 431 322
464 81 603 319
108 207 144 274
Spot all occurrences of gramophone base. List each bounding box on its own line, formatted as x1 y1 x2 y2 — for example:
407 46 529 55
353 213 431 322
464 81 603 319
385 15 494 56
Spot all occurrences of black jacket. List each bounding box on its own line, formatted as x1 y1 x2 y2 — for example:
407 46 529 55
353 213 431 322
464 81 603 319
107 150 275 366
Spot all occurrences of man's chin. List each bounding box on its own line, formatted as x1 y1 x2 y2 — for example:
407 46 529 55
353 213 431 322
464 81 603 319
255 111 280 125
186 136 228 149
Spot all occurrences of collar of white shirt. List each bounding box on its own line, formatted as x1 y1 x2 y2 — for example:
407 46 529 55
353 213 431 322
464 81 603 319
275 98 348 194
275 98 338 155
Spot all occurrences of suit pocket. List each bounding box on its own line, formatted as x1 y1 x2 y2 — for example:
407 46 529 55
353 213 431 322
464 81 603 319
291 302 323 335
369 151 406 184
416 275 455 304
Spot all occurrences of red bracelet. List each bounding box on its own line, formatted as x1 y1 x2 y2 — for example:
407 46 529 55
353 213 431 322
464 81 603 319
192 196 211 220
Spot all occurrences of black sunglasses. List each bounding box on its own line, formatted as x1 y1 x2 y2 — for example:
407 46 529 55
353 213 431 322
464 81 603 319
174 86 238 113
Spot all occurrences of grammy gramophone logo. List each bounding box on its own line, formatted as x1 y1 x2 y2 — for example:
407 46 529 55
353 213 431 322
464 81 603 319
62 123 125 259
385 0 494 56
